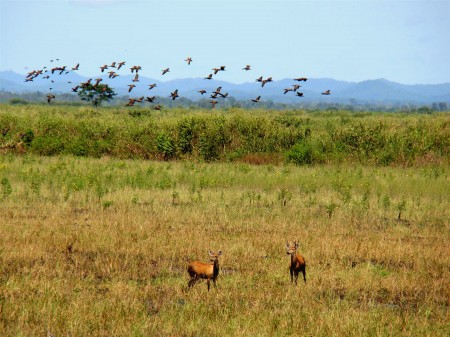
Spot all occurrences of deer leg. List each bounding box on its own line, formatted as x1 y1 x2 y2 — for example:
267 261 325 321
207 279 211 291
301 266 306 283
294 270 299 285
213 278 217 288
188 276 198 288
290 268 294 283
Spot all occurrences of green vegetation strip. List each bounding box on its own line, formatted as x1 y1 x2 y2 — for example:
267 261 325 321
1 105 449 165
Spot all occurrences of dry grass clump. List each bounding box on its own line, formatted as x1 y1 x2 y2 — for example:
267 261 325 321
0 155 448 336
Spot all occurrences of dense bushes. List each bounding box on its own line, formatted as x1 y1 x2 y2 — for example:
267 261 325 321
0 105 448 165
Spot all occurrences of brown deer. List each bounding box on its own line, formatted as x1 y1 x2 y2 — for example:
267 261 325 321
286 241 306 284
187 250 222 291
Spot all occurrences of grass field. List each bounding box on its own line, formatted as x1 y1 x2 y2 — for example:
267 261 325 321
0 153 448 336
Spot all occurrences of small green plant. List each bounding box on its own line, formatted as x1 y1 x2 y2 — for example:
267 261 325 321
324 201 339 218
396 199 407 220
102 200 114 209
1 177 12 198
277 188 292 206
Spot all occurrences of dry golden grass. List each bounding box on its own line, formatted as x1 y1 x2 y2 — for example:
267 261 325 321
0 155 449 336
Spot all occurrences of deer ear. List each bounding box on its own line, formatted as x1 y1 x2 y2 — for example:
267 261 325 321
286 241 289 247
295 242 299 248
218 250 222 256
208 250 214 256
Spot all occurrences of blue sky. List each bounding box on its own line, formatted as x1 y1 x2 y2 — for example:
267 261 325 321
1 0 449 84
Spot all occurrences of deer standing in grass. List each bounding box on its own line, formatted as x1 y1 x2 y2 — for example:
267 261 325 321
187 250 222 291
286 241 306 284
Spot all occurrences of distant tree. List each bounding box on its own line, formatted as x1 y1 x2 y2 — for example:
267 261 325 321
438 102 447 111
77 83 117 107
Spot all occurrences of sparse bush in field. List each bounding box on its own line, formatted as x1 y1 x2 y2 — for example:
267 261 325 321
286 141 317 165
277 187 292 206
1 177 12 198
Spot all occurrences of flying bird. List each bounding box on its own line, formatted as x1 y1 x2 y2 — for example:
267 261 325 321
242 65 251 71
185 57 193 65
126 98 136 106
256 76 263 82
251 95 261 103
204 74 213 80
100 65 108 72
146 96 156 102
94 78 102 86
170 89 179 100
294 77 308 82
154 105 162 110
162 68 170 75
321 90 331 95
71 86 79 92
127 84 136 92
284 88 293 94
117 61 126 70
47 94 55 103
148 83 157 90
132 73 139 82
210 100 218 109
110 61 116 68
72 63 79 71
296 92 304 97
292 84 301 91
198 90 207 95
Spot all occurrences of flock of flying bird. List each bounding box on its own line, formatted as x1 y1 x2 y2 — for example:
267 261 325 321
24 57 331 109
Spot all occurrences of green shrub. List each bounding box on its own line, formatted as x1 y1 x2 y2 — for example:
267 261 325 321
286 141 316 165
156 132 176 160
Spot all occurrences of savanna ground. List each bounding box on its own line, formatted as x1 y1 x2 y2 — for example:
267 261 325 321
0 105 449 336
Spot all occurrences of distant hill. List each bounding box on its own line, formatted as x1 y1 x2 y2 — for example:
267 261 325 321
1 70 449 104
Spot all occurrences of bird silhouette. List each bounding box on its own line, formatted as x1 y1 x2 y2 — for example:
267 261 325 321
292 84 301 91
185 57 193 65
296 92 304 97
100 65 108 72
251 95 261 103
284 88 293 94
132 73 139 82
198 90 207 95
110 61 116 68
212 68 221 75
94 78 102 86
213 86 222 95
170 89 179 100
146 96 156 102
243 65 251 71
47 94 55 103
210 93 218 99
71 86 79 92
256 76 263 82
126 98 136 106
321 90 331 95
127 84 136 92
204 74 213 80
210 100 218 109
154 105 162 110
148 83 157 90
117 61 126 70
136 96 144 103
162 68 170 75
294 77 308 82
218 92 228 98
72 63 79 71
131 65 142 73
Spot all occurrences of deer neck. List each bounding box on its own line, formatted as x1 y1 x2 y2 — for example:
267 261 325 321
213 259 220 277
290 252 297 265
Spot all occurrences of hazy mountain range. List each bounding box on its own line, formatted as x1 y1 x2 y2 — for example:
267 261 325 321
1 70 449 104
